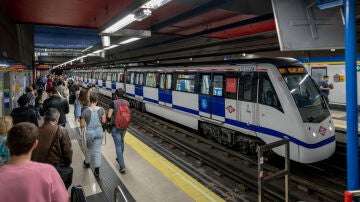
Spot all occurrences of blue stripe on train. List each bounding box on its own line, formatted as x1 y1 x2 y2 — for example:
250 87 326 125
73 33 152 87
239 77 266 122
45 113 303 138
172 105 198 115
127 93 135 97
225 118 335 149
144 97 159 104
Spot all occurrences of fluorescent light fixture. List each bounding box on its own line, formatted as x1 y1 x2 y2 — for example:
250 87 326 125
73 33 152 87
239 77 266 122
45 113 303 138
142 0 171 9
82 45 93 52
119 37 141 44
93 49 103 54
102 14 136 34
104 44 119 50
102 36 110 47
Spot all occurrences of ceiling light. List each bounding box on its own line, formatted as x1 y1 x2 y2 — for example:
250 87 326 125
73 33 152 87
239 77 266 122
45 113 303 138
82 46 93 52
101 14 136 34
142 0 172 9
104 44 119 50
102 36 110 47
134 8 152 21
93 50 102 54
119 37 141 44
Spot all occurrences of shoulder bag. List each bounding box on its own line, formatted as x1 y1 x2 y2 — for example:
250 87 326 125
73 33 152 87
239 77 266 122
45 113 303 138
47 126 73 189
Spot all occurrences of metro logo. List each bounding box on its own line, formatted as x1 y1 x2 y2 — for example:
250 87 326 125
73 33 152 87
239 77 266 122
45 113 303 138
226 105 235 113
318 126 327 136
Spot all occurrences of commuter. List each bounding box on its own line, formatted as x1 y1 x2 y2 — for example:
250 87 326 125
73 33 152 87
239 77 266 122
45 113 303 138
11 94 38 126
0 116 13 166
41 75 47 89
41 87 69 127
25 86 36 109
319 75 333 104
32 108 73 188
0 122 69 202
55 80 68 98
107 88 130 174
46 76 53 89
74 88 89 122
80 94 106 177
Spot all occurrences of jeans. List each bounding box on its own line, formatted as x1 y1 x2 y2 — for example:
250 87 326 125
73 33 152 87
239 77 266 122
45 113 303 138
85 126 104 167
112 127 126 169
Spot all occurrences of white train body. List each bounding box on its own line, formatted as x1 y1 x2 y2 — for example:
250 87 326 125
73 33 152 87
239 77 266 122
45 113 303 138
73 58 336 163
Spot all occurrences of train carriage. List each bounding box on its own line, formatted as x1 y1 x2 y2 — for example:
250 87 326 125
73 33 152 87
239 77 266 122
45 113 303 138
75 58 336 163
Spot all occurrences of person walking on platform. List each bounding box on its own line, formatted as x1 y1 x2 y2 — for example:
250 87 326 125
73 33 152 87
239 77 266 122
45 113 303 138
55 80 68 99
107 88 131 174
32 108 73 188
0 122 69 202
80 94 106 177
25 86 36 110
41 87 69 127
11 94 38 127
74 88 90 122
0 116 13 166
319 75 333 104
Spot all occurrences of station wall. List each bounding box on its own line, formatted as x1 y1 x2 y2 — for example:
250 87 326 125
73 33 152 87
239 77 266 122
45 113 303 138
0 3 34 66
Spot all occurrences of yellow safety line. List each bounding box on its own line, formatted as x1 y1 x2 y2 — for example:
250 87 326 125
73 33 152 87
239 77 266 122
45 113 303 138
125 132 225 202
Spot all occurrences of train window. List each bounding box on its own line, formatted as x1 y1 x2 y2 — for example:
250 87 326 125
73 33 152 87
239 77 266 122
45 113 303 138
240 72 257 102
106 73 111 81
146 73 157 87
160 74 166 89
242 73 253 101
200 74 210 95
130 73 135 84
213 75 223 96
102 73 107 80
176 74 195 93
135 73 144 85
259 73 282 111
166 74 172 89
99 72 103 80
119 73 124 82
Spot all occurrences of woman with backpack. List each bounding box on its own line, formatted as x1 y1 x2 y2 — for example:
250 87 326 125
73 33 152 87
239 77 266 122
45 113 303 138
80 93 106 177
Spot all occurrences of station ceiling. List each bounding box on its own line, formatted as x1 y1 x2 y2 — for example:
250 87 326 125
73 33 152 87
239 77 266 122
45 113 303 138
1 0 359 67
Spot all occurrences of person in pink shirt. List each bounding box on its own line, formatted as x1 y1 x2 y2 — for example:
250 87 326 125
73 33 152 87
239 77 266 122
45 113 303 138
0 122 69 202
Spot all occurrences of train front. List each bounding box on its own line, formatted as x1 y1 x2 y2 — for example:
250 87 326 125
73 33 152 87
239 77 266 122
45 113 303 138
280 67 336 163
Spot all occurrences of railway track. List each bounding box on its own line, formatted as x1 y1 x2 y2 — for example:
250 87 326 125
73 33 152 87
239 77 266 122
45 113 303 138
98 95 345 201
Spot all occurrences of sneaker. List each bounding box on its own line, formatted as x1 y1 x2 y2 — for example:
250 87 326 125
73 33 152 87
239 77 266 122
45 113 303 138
83 161 90 168
94 167 99 177
119 168 126 174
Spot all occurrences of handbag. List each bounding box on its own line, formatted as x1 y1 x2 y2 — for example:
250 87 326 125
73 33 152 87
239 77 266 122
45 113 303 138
47 126 73 189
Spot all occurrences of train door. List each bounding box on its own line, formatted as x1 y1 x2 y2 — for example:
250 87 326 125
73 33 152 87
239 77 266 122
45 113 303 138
258 72 283 129
199 73 225 121
159 73 172 107
238 72 258 135
134 73 144 100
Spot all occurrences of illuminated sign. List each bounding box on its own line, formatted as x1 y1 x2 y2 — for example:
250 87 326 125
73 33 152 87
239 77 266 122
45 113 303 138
37 65 50 69
226 78 237 93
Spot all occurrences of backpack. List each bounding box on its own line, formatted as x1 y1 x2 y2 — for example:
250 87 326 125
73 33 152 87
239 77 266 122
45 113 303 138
114 99 131 129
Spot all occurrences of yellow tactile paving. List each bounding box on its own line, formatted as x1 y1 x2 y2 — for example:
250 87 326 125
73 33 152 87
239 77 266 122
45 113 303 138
124 132 225 202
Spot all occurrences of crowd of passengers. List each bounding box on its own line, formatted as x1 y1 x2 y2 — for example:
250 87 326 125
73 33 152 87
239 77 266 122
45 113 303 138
0 74 129 201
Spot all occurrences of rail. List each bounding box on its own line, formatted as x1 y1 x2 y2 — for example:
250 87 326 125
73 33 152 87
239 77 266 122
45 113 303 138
114 185 130 202
257 139 290 202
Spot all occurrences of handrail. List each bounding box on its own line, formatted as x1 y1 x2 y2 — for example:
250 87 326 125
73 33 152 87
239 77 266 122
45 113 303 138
257 139 290 202
114 185 129 202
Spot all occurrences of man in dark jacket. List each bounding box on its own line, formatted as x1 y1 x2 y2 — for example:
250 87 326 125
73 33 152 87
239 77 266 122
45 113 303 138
32 108 72 167
41 87 69 127
11 94 38 126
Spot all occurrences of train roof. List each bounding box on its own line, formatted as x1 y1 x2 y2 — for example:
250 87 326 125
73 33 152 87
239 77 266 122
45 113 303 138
131 57 303 69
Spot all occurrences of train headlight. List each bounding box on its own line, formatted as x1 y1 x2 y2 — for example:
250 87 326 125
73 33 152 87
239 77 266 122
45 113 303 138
329 126 333 132
312 132 317 137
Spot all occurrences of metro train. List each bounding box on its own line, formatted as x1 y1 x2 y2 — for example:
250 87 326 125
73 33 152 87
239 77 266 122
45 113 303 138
71 58 336 163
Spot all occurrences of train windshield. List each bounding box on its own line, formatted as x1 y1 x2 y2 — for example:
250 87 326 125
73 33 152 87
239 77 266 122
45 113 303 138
282 73 330 123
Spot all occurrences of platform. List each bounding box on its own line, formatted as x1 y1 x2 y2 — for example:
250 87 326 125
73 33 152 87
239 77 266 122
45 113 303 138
330 109 360 144
65 105 224 201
